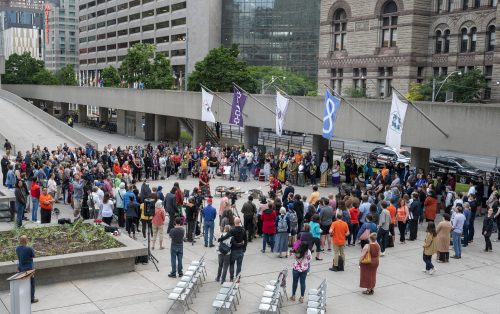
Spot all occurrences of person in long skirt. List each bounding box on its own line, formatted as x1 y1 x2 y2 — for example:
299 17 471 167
274 207 290 258
435 213 452 262
359 232 380 295
320 157 329 188
332 160 341 186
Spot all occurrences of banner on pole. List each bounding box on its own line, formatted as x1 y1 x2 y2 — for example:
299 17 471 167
229 87 247 127
275 91 289 137
322 90 341 140
385 93 408 151
201 88 216 123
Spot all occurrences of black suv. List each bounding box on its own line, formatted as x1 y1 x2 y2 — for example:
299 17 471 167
429 156 484 184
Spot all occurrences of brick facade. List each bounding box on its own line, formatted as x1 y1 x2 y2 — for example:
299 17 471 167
318 0 500 100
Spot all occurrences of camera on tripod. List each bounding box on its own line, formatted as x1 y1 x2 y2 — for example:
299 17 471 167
144 198 156 217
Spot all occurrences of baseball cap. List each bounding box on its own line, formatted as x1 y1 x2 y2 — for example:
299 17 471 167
207 198 213 203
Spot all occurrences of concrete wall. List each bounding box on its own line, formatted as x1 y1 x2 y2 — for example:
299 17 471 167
3 84 500 157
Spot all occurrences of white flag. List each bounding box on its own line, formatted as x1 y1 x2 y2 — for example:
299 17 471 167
385 93 408 151
201 88 216 123
275 91 289 137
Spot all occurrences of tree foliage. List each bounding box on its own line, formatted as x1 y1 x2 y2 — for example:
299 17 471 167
344 87 367 98
247 66 316 96
101 66 121 87
56 64 78 86
32 69 59 85
405 82 425 101
119 43 173 89
2 53 45 84
419 70 486 102
188 44 257 92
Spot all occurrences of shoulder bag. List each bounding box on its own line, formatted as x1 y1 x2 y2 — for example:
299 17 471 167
361 244 372 264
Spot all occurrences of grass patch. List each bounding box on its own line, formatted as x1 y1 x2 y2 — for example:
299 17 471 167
455 183 468 193
0 221 124 263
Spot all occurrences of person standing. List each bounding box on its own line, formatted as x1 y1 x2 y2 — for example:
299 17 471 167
357 214 378 249
30 178 41 223
329 213 350 272
261 202 277 253
100 193 114 225
377 202 391 256
115 182 126 228
436 213 452 263
396 197 409 244
16 235 37 303
482 208 494 252
6 164 16 189
274 207 290 258
125 195 139 239
72 174 84 219
422 222 437 274
216 225 232 284
309 215 322 260
451 204 466 259
14 181 27 227
151 200 166 250
408 192 421 241
39 187 55 224
289 242 312 303
219 192 230 223
318 199 334 252
218 217 247 282
359 232 380 295
168 217 185 278
165 187 177 233
241 195 257 242
348 202 360 247
202 198 216 247
1 155 9 186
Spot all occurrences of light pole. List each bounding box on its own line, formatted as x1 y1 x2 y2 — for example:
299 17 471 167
260 76 285 94
432 71 461 102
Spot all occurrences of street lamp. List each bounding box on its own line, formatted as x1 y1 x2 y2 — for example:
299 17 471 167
260 76 286 94
432 71 462 102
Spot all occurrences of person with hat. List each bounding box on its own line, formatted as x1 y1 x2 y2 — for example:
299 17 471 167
202 198 217 247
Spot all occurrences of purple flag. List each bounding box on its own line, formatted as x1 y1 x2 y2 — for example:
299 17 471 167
229 87 247 127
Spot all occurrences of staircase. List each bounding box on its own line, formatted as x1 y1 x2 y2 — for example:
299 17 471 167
179 118 220 146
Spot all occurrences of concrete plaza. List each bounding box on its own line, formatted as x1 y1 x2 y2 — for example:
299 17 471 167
1 129 499 314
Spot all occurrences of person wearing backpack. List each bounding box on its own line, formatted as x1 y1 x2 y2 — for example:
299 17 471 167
287 204 299 248
275 207 290 258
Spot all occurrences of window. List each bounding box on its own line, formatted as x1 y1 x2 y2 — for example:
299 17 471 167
352 68 367 91
156 36 169 44
117 29 128 36
156 21 169 29
88 47 96 53
129 13 140 21
435 30 443 53
484 66 493 99
485 65 493 76
107 44 116 50
474 0 480 7
463 0 468 9
156 6 170 15
97 9 105 17
444 29 450 53
107 31 116 38
97 46 106 52
331 68 343 95
130 27 140 34
142 24 154 32
417 66 424 83
118 3 128 10
118 55 126 61
441 67 448 76
97 57 106 63
381 1 398 48
470 27 477 52
332 9 347 51
378 67 393 97
142 10 154 18
491 0 498 6
142 38 154 44
79 26 87 32
118 42 128 49
79 48 88 54
143 0 153 3
88 24 96 30
107 19 116 26
88 35 96 42
130 40 140 47
97 33 105 40
487 25 496 51
171 1 186 11
107 56 116 62
448 0 454 10
461 28 468 52
438 0 444 12
118 16 128 24
79 37 87 43
129 0 140 8
172 17 186 27
106 6 115 14
97 21 105 28
172 33 186 42
79 4 86 10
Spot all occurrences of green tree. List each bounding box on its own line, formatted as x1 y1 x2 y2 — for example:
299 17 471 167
344 87 367 98
101 65 121 87
405 82 425 101
119 43 155 87
32 69 59 85
2 53 44 84
421 70 486 102
144 54 174 89
247 66 316 96
57 64 78 86
188 44 258 92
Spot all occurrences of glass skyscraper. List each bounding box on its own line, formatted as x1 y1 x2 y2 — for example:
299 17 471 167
221 0 320 80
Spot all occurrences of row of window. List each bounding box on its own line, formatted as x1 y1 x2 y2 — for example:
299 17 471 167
79 49 186 65
435 25 496 53
79 33 184 51
79 25 185 43
80 16 185 32
436 0 497 12
80 0 185 12
79 5 173 22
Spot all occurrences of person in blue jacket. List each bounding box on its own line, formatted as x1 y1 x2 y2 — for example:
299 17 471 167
357 214 378 249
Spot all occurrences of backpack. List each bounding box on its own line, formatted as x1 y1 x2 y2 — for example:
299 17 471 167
277 215 288 232
287 210 298 230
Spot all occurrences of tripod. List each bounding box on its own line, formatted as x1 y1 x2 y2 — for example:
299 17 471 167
146 217 159 272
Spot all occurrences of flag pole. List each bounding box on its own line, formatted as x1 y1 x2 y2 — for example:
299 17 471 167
391 86 449 138
200 84 248 117
322 84 381 131
271 85 324 123
232 82 275 116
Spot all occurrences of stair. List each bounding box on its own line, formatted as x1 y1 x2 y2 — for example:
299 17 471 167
179 118 220 146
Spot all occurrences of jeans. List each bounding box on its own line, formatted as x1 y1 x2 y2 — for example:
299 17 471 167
15 202 25 228
31 198 39 221
292 269 308 297
348 223 359 245
468 211 476 242
126 217 136 235
377 228 389 253
452 231 462 258
204 220 215 245
239 167 247 182
423 253 434 270
167 212 175 233
462 225 469 247
229 249 244 280
262 233 275 252
170 245 183 275
216 253 231 283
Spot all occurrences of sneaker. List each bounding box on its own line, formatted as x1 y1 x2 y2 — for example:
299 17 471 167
428 268 436 275
209 244 215 248
289 296 296 301
31 298 39 303
380 252 385 257
422 269 428 273
178 272 183 277
168 273 176 278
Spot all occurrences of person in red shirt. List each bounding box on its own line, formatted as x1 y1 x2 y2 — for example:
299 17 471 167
30 178 41 222
260 203 277 253
329 213 350 272
348 202 360 246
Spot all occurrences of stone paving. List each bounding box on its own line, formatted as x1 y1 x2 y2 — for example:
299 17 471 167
1 129 499 314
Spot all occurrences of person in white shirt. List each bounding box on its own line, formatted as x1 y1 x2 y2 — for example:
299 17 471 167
100 193 114 225
90 186 102 219
47 174 57 198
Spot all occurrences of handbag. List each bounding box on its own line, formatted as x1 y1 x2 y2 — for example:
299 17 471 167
361 246 372 264
359 228 370 241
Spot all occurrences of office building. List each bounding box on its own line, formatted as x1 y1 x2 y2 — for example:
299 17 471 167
318 0 500 100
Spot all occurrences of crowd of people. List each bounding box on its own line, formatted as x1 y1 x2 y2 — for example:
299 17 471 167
2 139 500 302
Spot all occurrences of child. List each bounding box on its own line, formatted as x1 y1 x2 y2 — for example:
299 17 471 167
482 208 494 252
422 222 437 275
309 214 322 261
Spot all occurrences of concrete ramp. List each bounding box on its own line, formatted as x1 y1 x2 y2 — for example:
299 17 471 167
0 88 96 152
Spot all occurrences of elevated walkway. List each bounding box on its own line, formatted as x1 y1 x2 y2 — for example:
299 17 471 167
0 89 96 152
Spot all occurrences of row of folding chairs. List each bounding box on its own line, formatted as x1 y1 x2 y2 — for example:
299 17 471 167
167 255 207 313
258 269 288 314
212 273 242 313
307 279 327 314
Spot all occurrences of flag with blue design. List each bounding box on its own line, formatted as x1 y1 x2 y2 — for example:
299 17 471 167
322 90 341 140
